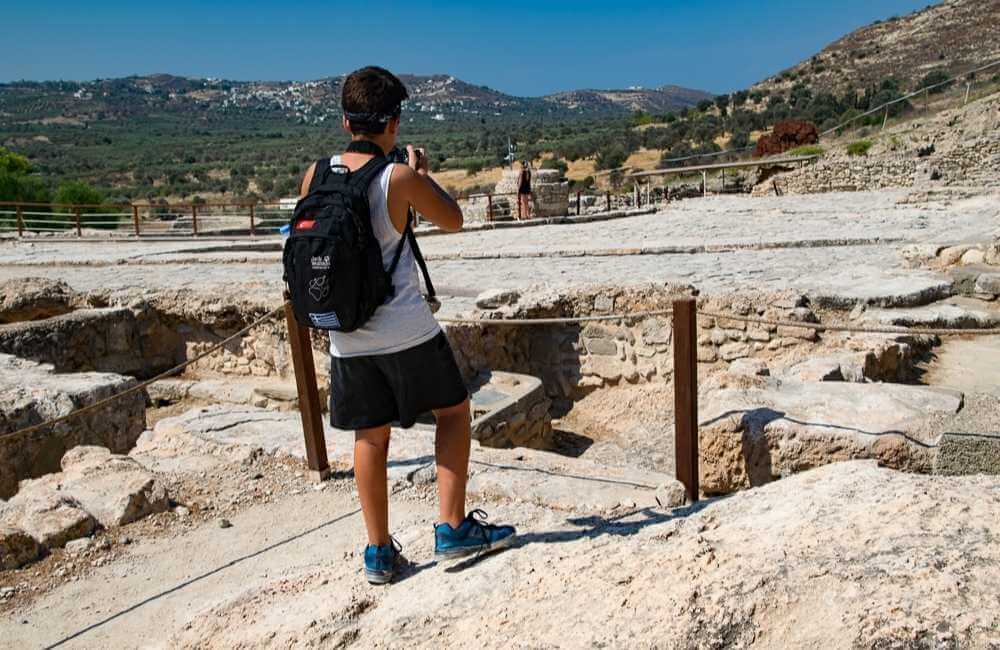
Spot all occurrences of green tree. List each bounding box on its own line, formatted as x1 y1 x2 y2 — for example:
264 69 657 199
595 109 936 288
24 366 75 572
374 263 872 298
55 181 118 230
0 147 33 175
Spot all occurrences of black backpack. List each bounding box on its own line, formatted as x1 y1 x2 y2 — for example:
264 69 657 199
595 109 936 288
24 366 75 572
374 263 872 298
282 143 436 332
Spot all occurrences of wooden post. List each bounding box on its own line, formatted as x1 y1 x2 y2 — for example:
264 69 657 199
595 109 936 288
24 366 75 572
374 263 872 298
882 107 889 130
672 297 699 503
191 205 199 236
283 294 330 481
721 168 726 193
964 82 971 105
576 191 581 215
74 208 82 237
132 205 140 236
249 204 256 237
701 171 707 197
605 191 611 212
487 194 494 222
16 205 24 237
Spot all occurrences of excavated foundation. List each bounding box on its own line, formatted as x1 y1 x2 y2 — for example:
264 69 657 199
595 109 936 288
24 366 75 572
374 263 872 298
1 278 994 504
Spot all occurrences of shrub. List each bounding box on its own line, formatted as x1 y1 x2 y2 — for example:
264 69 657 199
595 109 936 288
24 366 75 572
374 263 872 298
917 69 952 94
846 140 873 156
787 145 825 157
540 157 569 175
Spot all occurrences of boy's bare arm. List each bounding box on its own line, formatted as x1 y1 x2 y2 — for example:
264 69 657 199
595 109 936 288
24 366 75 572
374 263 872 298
389 146 463 233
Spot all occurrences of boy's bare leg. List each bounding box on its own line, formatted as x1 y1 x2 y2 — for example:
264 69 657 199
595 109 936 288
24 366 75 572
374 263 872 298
354 425 392 545
433 398 472 528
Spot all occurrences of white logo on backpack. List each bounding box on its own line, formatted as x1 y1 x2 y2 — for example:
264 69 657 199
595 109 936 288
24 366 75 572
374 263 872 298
311 255 331 270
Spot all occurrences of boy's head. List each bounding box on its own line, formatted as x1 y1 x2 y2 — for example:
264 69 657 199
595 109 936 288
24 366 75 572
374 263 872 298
341 66 409 143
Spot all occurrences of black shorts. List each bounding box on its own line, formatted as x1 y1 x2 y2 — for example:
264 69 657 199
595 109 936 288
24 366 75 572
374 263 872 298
329 331 469 430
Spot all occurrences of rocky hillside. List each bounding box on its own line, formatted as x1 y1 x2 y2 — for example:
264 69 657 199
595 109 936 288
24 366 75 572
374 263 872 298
0 73 709 127
543 85 713 114
752 0 1000 97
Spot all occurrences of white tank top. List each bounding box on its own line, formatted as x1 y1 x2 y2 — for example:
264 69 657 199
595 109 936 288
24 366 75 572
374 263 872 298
328 156 441 358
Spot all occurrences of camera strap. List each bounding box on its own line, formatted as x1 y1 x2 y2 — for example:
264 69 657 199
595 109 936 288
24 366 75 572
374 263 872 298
345 140 386 158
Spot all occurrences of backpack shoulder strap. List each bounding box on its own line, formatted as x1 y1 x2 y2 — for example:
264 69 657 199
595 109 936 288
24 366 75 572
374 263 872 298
308 157 332 193
344 156 391 192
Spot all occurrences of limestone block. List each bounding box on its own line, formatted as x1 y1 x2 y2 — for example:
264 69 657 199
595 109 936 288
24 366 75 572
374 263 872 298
985 243 1000 266
0 354 147 500
961 249 986 265
640 318 672 345
975 273 1000 298
0 277 78 324
475 289 520 310
697 346 718 363
2 490 96 549
584 338 618 356
0 525 44 570
583 357 623 382
776 325 818 341
782 358 844 382
939 245 973 266
719 342 750 362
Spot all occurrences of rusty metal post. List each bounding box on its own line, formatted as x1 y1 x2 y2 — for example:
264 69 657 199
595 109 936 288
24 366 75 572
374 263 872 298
605 191 611 212
191 205 199 236
132 205 140 236
16 205 24 237
74 208 82 237
249 204 256 237
672 297 699 503
576 191 581 215
487 194 493 222
283 293 330 481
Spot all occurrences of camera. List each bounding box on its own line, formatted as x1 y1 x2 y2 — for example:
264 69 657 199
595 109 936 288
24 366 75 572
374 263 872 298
386 146 422 165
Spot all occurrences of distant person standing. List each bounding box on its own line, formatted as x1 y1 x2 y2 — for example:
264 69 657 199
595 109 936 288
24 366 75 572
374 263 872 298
516 159 532 219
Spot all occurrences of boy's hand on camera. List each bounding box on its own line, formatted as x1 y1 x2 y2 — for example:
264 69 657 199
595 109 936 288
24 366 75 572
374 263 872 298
407 145 430 176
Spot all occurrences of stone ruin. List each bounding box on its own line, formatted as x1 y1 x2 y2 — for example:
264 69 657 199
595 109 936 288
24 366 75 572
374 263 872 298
493 167 570 218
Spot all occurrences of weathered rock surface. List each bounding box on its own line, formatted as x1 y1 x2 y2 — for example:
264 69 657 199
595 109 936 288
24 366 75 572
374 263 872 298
0 490 96 549
0 525 44 570
753 119 818 157
96 462 1000 649
150 405 679 512
0 446 168 562
699 378 963 494
0 354 147 499
0 277 79 324
865 297 1000 329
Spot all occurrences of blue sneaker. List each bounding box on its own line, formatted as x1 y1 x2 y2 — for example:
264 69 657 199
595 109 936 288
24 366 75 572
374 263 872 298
434 509 516 560
363 537 402 585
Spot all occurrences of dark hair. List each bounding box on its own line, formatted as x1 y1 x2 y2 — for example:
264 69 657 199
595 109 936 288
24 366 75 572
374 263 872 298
341 66 409 136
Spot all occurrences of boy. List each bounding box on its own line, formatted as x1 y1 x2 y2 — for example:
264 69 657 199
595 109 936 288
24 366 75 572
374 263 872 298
299 66 515 585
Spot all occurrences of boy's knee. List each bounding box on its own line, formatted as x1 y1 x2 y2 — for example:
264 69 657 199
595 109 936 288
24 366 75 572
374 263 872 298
434 398 470 424
356 426 391 452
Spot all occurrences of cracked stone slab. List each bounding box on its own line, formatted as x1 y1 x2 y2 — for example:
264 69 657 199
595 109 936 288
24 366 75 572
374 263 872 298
699 378 963 494
864 297 1000 329
802 268 955 309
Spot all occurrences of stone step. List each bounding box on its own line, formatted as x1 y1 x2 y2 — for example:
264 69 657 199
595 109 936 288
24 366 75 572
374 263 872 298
863 296 1000 329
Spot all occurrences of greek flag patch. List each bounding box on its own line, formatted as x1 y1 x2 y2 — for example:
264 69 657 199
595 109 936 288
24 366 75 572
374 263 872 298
308 311 341 329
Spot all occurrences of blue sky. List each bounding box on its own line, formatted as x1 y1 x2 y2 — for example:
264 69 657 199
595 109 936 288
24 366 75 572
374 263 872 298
5 0 932 95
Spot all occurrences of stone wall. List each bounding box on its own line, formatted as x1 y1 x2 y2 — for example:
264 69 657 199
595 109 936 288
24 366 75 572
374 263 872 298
445 286 824 409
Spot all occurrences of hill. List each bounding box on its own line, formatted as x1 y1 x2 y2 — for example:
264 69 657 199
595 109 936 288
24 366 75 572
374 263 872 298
752 0 1000 98
0 73 709 128
543 85 713 114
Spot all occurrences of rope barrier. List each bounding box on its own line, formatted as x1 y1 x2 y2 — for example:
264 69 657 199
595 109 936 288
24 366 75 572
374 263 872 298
0 306 284 443
696 309 1000 337
438 308 675 326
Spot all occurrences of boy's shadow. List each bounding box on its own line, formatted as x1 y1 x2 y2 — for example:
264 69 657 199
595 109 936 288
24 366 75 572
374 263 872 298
392 499 718 581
